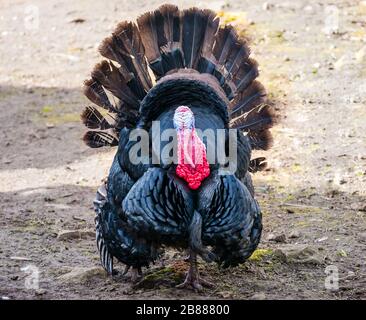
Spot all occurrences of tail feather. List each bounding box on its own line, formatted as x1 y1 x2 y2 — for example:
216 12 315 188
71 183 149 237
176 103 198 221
249 157 267 173
182 8 214 69
160 4 180 43
81 106 114 130
137 4 183 77
99 22 152 98
231 104 274 132
136 12 161 63
113 22 152 94
83 131 119 148
201 11 220 58
159 43 184 73
233 58 259 93
230 81 266 117
91 61 139 109
248 129 273 151
83 79 116 112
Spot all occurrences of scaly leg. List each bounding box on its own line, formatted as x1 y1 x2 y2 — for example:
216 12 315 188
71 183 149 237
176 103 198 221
122 265 143 283
176 250 213 292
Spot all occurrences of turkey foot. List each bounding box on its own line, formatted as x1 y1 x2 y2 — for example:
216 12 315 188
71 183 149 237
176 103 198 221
123 265 143 283
176 251 213 292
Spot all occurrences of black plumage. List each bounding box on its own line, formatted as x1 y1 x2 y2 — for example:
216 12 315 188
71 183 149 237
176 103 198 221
81 5 276 290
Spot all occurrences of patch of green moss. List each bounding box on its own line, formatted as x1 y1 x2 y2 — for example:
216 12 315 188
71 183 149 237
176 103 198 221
41 105 53 113
36 104 80 125
291 163 302 173
143 266 182 283
284 193 295 202
249 248 273 262
46 113 80 124
337 249 347 257
268 30 286 44
295 221 310 227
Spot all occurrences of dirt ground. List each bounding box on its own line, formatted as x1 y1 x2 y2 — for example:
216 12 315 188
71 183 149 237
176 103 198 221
0 0 365 300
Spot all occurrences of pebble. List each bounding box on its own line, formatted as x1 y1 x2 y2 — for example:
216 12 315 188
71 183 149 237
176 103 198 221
58 267 107 284
250 292 266 300
274 245 323 265
316 236 328 242
262 2 274 11
289 230 300 239
351 203 366 212
268 233 287 243
218 291 234 299
35 289 47 296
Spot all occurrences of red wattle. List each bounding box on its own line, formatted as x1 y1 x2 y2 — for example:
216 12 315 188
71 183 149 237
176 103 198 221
175 128 210 190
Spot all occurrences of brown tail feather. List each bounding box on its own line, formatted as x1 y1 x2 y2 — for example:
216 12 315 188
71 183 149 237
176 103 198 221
81 106 114 130
99 21 152 98
91 61 139 109
83 79 116 112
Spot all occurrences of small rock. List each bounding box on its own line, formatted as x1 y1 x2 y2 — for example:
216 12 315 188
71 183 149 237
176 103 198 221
289 230 300 239
218 291 234 299
250 292 266 300
316 236 328 242
44 196 55 202
262 2 273 10
58 267 106 284
304 5 313 12
35 289 47 296
351 203 366 212
273 245 323 265
268 233 286 243
10 256 33 261
69 18 85 24
46 123 55 129
57 229 95 241
359 232 366 242
10 275 18 281
1 296 10 300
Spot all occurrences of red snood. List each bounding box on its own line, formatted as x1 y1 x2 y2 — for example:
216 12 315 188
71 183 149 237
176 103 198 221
175 128 210 190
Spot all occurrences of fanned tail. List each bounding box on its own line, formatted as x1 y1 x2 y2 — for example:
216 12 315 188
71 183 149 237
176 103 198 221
81 5 276 153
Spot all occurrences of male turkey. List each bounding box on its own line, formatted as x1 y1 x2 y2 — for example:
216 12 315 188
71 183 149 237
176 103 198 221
81 4 275 291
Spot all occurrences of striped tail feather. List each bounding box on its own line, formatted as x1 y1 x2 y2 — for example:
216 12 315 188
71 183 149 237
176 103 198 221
81 106 114 130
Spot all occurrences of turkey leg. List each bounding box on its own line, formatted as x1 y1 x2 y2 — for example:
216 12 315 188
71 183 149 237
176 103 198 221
122 265 143 283
176 250 213 292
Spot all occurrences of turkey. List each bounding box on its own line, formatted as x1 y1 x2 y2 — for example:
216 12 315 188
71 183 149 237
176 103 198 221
81 4 275 291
